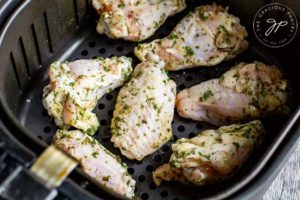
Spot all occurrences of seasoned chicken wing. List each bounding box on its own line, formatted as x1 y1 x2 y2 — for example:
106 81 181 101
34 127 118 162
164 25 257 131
134 4 248 70
53 130 136 198
111 62 176 160
176 62 288 125
92 0 186 41
153 120 264 186
43 57 132 134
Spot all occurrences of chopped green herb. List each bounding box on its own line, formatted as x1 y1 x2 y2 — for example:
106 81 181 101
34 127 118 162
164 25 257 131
232 142 240 150
118 3 125 8
199 12 209 21
199 90 214 101
92 152 99 158
183 46 194 56
169 33 178 40
102 175 111 181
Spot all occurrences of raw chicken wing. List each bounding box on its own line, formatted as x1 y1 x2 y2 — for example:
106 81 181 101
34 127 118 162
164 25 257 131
153 120 264 186
111 62 176 160
134 4 248 70
176 62 288 125
54 129 136 198
43 57 133 134
92 0 186 41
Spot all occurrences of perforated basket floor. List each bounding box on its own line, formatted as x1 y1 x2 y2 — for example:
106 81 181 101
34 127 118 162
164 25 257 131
15 3 290 200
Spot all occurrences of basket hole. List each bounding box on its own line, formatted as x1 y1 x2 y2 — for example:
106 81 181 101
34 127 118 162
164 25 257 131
196 123 203 130
162 145 170 152
141 193 149 200
99 48 106 54
106 94 113 100
189 132 196 138
172 135 178 141
154 154 162 162
108 110 113 117
106 40 114 45
178 84 186 90
160 190 168 198
101 137 110 143
41 109 48 116
109 54 116 58
158 33 165 38
81 49 88 56
136 160 143 165
138 175 146 182
177 125 185 132
126 52 135 57
100 119 107 126
146 165 154 172
88 41 96 48
149 182 157 190
204 73 212 80
185 75 193 82
116 46 124 52
127 168 134 175
166 24 174 31
98 103 105 109
91 56 97 59
37 135 43 140
43 126 51 133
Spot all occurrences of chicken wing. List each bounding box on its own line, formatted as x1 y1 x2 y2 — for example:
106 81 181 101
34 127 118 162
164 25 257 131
134 4 248 70
111 62 176 160
43 57 133 134
92 0 186 41
153 120 264 186
53 130 136 198
176 62 288 125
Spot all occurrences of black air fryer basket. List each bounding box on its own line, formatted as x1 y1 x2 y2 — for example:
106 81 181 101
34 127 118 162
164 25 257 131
0 0 299 199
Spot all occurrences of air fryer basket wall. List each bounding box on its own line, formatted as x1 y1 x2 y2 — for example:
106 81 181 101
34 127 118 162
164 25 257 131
0 0 299 199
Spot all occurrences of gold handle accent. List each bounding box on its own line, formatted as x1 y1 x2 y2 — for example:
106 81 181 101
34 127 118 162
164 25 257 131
30 145 78 188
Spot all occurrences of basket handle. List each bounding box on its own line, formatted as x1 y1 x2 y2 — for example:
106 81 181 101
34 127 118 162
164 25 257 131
0 145 77 200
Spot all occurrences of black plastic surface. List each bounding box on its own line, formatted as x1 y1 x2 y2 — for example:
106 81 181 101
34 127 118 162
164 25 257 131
0 0 22 26
0 0 299 199
0 121 34 166
0 166 57 200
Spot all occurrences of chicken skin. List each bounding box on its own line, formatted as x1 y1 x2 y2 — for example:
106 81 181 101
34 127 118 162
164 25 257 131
111 62 176 160
176 62 288 125
92 0 186 41
153 120 264 186
54 130 136 199
43 57 132 134
134 4 248 70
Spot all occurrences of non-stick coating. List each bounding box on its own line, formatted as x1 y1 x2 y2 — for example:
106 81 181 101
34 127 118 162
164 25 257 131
1 0 300 199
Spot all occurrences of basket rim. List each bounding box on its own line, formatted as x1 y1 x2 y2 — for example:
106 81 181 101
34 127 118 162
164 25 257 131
0 1 300 199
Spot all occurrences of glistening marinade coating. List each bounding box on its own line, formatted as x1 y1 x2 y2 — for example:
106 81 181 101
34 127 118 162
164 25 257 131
92 0 186 41
153 120 264 186
176 62 288 126
111 62 176 160
43 57 132 135
135 4 248 70
53 130 136 199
